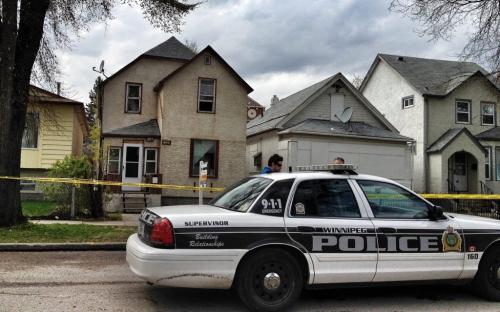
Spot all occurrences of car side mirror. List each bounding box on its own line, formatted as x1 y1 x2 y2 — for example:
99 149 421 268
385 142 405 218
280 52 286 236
429 205 444 220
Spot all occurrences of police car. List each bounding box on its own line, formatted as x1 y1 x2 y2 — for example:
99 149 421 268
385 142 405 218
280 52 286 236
126 164 500 312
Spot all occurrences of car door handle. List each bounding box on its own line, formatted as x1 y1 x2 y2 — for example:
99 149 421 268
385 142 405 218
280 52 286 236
377 227 397 234
298 226 315 233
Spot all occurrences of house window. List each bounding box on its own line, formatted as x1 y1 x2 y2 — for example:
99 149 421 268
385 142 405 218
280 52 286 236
402 96 414 109
190 139 218 178
204 55 211 65
496 147 500 181
481 102 495 126
144 148 158 174
20 180 36 191
125 83 142 113
107 147 121 174
485 147 492 180
22 112 39 148
456 100 471 124
198 79 216 113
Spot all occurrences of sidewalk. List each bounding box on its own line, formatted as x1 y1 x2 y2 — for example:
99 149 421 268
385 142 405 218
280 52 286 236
30 213 140 227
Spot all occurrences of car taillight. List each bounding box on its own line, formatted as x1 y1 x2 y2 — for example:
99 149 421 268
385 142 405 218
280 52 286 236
150 217 174 247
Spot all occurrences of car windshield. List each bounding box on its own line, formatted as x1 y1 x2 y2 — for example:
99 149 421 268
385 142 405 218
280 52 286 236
209 177 272 212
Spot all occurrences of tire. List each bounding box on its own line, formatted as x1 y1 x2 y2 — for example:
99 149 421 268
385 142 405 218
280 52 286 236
473 244 500 301
236 249 303 312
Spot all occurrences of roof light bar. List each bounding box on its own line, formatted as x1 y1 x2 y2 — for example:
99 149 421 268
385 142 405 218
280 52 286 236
296 164 357 172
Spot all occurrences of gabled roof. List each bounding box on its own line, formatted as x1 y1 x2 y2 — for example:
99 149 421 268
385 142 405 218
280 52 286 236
476 127 500 141
427 127 486 154
102 119 161 138
360 54 497 96
154 45 253 93
248 96 264 108
246 72 398 137
103 36 193 85
278 119 412 142
29 85 82 105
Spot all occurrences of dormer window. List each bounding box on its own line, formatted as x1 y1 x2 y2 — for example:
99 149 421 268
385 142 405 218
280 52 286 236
125 83 142 113
198 78 216 113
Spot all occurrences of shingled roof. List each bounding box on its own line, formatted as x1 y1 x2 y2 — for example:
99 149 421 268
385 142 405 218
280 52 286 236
278 119 411 142
476 127 500 141
142 36 195 60
427 127 486 154
102 119 161 138
360 54 496 96
103 36 193 84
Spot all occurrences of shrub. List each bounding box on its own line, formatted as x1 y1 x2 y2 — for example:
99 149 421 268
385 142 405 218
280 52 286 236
40 156 93 217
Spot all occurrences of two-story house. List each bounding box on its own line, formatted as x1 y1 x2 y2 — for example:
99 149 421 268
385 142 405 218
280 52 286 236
21 86 88 199
247 72 414 186
100 37 252 211
361 54 500 194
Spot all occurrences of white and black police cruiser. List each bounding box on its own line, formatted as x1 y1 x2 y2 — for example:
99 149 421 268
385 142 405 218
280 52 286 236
126 164 500 312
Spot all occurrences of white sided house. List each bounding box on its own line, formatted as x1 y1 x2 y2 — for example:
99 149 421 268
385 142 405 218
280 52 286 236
100 37 252 211
361 54 500 194
246 73 414 187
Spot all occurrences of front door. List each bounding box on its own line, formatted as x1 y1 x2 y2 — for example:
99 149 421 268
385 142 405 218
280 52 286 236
285 178 377 284
122 143 143 191
354 179 464 282
452 153 468 192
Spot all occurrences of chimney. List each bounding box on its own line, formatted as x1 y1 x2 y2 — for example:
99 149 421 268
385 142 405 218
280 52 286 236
56 82 61 96
271 95 279 106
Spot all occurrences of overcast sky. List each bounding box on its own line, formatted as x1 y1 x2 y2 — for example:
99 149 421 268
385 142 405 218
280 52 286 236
56 0 472 107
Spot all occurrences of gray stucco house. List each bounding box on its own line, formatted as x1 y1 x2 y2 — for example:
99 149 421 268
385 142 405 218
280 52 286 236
246 72 414 187
361 54 500 194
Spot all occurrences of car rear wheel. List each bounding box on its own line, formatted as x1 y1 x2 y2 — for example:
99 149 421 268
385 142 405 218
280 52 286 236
236 249 303 312
474 245 500 301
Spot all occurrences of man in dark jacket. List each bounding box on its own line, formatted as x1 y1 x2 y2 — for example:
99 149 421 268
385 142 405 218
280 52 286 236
261 154 283 174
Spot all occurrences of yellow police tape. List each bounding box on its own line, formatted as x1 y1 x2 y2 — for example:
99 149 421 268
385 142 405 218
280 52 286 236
0 175 499 199
0 176 225 192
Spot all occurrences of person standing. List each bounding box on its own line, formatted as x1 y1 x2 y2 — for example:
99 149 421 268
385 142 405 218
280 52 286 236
261 154 283 174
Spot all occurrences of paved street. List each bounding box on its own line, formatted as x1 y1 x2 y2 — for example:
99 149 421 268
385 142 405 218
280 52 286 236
0 251 499 312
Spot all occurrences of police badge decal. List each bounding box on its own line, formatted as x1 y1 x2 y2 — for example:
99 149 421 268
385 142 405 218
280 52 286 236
442 225 462 252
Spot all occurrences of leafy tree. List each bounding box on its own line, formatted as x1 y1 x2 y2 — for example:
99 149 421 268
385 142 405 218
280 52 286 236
390 0 500 78
0 0 197 227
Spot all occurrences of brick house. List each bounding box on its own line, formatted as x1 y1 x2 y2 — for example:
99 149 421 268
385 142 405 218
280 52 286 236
99 37 253 211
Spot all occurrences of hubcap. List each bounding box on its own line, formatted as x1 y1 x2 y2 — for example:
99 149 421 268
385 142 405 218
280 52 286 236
263 272 281 290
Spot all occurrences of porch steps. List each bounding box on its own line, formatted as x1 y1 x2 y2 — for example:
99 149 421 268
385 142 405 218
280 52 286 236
121 192 151 213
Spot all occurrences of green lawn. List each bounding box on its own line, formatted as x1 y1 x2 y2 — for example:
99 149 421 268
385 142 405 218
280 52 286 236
22 201 57 217
0 223 136 243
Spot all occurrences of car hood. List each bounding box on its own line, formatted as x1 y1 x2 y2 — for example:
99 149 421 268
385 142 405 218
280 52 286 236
446 213 500 230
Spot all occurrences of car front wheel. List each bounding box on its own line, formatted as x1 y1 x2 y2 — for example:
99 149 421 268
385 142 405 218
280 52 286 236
474 244 500 301
236 248 303 312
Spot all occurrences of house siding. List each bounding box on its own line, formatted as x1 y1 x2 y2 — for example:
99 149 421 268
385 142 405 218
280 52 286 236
159 50 248 199
102 58 184 133
285 84 385 128
21 104 76 169
246 130 282 174
362 59 426 192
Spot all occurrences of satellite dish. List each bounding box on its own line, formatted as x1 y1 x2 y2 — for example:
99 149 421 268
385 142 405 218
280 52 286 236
337 107 353 123
99 60 104 72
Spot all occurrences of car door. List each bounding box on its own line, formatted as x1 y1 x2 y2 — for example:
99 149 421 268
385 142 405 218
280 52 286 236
353 179 464 282
284 177 377 284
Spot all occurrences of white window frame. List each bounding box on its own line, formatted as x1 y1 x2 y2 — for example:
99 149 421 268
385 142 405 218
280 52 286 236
456 100 471 124
107 147 121 175
197 78 216 113
485 146 492 180
144 148 158 175
125 83 142 113
481 102 496 126
402 95 414 109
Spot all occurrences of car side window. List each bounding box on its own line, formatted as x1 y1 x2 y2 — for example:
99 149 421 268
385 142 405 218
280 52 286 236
251 179 295 216
357 180 429 219
291 179 361 218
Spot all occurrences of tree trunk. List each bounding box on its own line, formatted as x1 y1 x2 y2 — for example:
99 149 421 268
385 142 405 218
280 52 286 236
0 0 50 227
